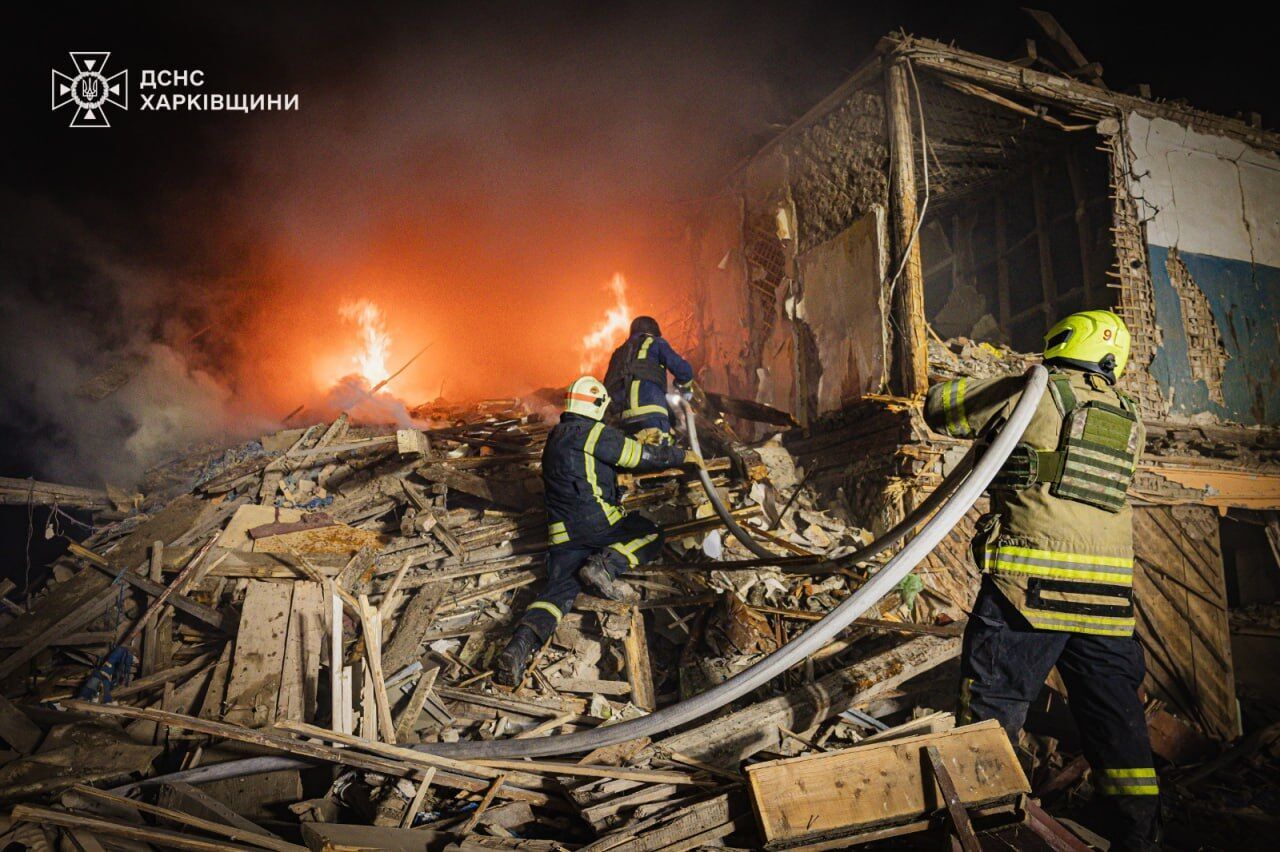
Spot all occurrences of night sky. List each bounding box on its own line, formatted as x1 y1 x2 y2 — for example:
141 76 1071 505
0 1 1271 588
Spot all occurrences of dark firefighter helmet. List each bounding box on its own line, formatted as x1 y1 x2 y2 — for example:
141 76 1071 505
630 316 660 337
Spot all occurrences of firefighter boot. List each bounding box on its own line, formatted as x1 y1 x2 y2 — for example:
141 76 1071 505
578 551 639 602
494 625 541 687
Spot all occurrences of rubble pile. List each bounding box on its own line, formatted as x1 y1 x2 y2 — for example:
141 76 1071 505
0 394 1270 850
0 398 955 851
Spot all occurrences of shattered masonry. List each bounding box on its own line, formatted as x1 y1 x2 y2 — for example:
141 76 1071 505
1166 247 1230 406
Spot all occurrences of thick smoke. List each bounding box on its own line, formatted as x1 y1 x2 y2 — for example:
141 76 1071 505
3 3 807 487
0 199 272 486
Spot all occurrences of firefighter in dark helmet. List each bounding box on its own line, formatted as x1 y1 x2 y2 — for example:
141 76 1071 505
603 316 695 445
495 376 692 686
924 310 1158 851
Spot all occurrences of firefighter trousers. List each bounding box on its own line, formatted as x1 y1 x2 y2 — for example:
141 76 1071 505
960 579 1159 851
520 514 663 642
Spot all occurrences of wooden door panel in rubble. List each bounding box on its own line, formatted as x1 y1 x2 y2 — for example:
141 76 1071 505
1133 505 1236 740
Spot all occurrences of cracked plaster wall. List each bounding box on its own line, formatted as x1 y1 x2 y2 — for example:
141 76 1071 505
1125 113 1280 425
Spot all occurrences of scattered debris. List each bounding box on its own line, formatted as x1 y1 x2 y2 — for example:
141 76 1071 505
0 381 1274 849
0 396 943 849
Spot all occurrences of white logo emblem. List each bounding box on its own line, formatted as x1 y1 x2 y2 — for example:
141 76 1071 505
52 52 128 128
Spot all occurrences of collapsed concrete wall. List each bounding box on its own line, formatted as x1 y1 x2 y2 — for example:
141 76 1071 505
1124 113 1280 425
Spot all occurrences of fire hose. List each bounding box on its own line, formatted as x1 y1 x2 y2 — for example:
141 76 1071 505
677 395 776 560
115 365 1047 789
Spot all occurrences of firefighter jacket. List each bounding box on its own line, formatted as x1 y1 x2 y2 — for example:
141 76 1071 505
924 367 1145 637
604 333 695 426
542 412 684 545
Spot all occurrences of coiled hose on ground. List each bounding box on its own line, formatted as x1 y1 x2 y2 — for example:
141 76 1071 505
117 366 1047 789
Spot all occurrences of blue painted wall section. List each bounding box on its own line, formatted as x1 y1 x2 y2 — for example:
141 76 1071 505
1148 244 1280 425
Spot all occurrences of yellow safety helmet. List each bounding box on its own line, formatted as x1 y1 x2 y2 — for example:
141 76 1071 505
1043 310 1131 382
565 375 611 420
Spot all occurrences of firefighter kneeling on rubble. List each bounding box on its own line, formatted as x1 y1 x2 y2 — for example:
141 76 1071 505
495 376 693 686
924 310 1158 851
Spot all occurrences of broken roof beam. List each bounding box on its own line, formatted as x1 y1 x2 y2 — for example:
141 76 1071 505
1021 8 1106 87
886 34 1279 150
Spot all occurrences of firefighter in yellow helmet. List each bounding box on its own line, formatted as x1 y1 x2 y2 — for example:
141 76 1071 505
924 311 1158 851
496 376 692 686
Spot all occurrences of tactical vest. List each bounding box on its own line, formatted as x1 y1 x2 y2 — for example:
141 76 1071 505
604 334 667 399
977 371 1143 637
990 374 1141 512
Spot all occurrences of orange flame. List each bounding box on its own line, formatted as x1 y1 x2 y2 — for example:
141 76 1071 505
579 273 631 374
339 298 392 385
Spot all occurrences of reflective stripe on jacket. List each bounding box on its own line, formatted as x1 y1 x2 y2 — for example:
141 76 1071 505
542 413 644 544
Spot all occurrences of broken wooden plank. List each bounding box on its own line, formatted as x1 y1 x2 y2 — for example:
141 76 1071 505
197 642 235 720
582 791 744 852
328 580 346 734
12 804 258 851
744 720 1028 846
357 593 397 743
459 772 507 834
299 823 557 852
624 605 655 712
141 540 165 677
925 745 982 852
381 582 446 676
278 581 324 723
274 720 507 783
162 780 281 840
434 686 587 720
0 476 115 509
656 635 960 769
400 766 436 828
393 665 441 742
64 701 550 806
70 784 306 852
111 652 216 700
71 541 228 630
471 759 706 786
377 556 412 622
546 678 631 697
224 580 294 728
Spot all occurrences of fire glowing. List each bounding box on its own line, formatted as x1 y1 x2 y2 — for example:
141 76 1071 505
579 273 631 373
340 298 392 385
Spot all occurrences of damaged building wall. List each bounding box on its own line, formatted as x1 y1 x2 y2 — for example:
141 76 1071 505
794 206 889 416
691 86 890 425
1124 113 1280 425
688 194 754 404
783 90 889 255
783 90 891 421
740 151 800 419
